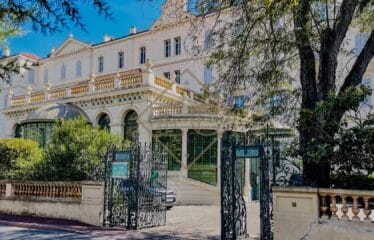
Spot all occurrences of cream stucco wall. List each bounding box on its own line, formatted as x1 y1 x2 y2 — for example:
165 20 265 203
0 182 104 226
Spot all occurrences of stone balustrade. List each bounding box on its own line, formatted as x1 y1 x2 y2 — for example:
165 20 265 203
30 93 45 104
151 104 222 118
319 188 374 222
95 78 114 91
50 88 66 100
71 84 89 96
155 76 172 90
153 105 182 117
120 74 143 88
0 181 103 226
11 96 26 106
7 68 193 108
188 104 219 115
4 182 82 201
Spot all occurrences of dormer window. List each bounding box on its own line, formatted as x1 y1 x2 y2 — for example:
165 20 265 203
61 64 66 80
98 56 104 73
76 60 82 77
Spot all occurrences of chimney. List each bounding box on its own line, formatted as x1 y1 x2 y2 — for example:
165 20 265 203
130 26 137 34
3 47 10 57
103 34 112 42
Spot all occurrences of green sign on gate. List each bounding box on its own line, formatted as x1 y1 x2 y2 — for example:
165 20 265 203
112 162 129 179
112 151 131 179
235 146 260 158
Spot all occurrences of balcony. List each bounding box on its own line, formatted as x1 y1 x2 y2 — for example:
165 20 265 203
6 67 194 109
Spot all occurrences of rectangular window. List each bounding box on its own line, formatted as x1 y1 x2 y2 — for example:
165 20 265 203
174 70 181 84
164 39 171 58
205 30 214 49
28 69 35 84
140 47 146 64
98 56 104 73
163 72 170 79
204 65 213 84
174 37 181 55
118 51 124 68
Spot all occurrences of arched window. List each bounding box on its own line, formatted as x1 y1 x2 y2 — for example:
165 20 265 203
76 60 82 77
124 110 138 143
61 64 66 80
15 124 23 138
98 113 110 131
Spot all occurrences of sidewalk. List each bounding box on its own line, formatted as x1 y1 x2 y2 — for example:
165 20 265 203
0 214 150 239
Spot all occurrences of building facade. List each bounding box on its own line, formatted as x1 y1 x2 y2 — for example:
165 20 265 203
0 0 372 203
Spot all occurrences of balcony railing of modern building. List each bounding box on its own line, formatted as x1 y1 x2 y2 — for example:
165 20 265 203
5 66 199 109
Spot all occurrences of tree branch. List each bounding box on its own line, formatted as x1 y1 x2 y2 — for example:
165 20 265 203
331 29 374 122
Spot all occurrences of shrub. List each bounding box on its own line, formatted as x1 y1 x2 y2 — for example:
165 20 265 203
0 138 43 180
42 117 122 181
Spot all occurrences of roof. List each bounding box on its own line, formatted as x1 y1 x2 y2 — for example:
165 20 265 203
22 103 89 123
20 52 40 60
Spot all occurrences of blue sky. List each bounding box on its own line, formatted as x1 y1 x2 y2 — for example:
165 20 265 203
8 0 164 58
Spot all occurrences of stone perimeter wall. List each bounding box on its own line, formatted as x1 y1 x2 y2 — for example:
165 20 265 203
273 186 374 240
0 181 104 226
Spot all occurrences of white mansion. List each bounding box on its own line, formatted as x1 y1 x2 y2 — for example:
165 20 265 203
0 0 248 203
0 0 372 203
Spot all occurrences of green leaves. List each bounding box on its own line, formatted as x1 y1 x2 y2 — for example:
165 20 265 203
0 138 43 180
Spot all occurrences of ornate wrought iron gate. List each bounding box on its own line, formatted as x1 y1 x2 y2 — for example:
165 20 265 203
221 130 302 240
103 143 168 229
220 134 248 240
259 133 302 240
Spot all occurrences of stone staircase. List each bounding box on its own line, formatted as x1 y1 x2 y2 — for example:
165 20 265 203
167 175 220 206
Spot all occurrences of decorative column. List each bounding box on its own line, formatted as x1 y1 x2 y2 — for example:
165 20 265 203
181 128 188 177
25 85 32 104
216 129 223 191
89 74 96 93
